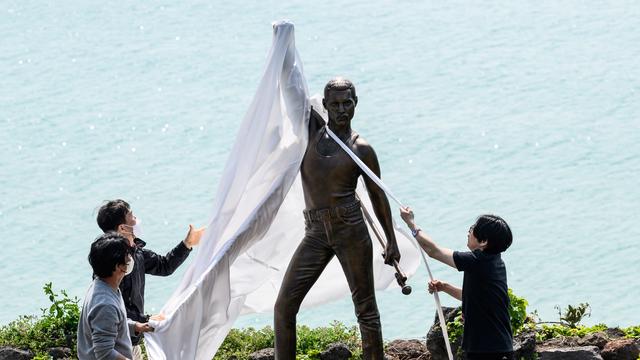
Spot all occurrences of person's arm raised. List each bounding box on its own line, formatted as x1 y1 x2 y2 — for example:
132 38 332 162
399 207 456 269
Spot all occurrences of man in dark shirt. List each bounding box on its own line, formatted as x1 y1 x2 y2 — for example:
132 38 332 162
97 199 205 359
453 248 512 357
400 209 514 360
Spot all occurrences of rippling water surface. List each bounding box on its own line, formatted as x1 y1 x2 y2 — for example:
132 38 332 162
1 1 639 339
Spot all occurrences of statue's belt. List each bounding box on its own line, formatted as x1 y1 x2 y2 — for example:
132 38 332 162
302 200 361 223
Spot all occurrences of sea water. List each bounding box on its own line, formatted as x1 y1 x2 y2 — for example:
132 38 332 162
1 0 638 339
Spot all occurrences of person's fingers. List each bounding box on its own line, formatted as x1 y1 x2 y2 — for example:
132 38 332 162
429 280 441 290
149 313 165 321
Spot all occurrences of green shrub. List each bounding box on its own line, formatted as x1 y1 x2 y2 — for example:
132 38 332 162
214 326 275 360
623 326 640 339
214 321 361 360
0 283 80 358
508 289 529 335
295 321 361 359
446 310 464 343
535 323 608 342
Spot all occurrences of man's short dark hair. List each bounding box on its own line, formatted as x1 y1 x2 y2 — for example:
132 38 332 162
88 232 132 278
472 214 513 254
97 199 130 232
324 77 357 99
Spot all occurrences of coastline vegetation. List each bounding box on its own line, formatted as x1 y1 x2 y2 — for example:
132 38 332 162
1 284 638 359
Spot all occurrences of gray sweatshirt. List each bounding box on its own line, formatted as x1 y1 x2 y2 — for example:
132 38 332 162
77 278 134 360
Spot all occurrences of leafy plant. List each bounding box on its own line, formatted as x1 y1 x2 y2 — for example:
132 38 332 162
214 326 275 360
0 283 80 358
554 303 590 328
214 321 361 360
296 321 361 359
623 325 640 339
535 323 607 342
508 289 529 335
446 310 464 343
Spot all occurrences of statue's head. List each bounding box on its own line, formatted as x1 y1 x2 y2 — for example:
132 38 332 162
323 77 358 126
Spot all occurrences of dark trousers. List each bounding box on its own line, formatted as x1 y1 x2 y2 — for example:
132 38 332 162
274 201 384 360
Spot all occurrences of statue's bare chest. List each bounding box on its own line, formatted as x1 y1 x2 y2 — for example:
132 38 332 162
301 129 360 185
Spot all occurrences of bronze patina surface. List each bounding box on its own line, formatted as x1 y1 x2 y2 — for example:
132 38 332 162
274 78 401 360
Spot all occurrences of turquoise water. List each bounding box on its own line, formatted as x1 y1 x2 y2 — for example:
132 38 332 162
1 1 639 340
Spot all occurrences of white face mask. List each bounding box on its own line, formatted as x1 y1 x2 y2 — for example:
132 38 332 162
132 218 144 238
124 255 135 275
122 218 144 238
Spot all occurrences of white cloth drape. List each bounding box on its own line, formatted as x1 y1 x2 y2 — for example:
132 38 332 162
145 21 421 360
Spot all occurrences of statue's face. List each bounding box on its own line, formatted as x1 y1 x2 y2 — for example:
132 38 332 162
324 89 357 126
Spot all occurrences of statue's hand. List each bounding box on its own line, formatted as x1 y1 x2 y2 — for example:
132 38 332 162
272 20 293 33
384 241 401 265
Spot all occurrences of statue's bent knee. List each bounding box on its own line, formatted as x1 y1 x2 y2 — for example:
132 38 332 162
274 296 299 320
354 298 381 327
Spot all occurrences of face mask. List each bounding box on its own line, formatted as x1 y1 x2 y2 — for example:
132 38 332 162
124 255 135 275
122 218 144 238
132 218 144 238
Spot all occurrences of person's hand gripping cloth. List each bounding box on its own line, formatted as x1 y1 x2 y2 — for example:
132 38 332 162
145 21 421 360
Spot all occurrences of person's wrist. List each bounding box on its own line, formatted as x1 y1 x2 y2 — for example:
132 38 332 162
404 221 415 230
411 226 421 237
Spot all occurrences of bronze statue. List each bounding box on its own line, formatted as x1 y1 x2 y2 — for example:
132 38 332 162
274 77 401 360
